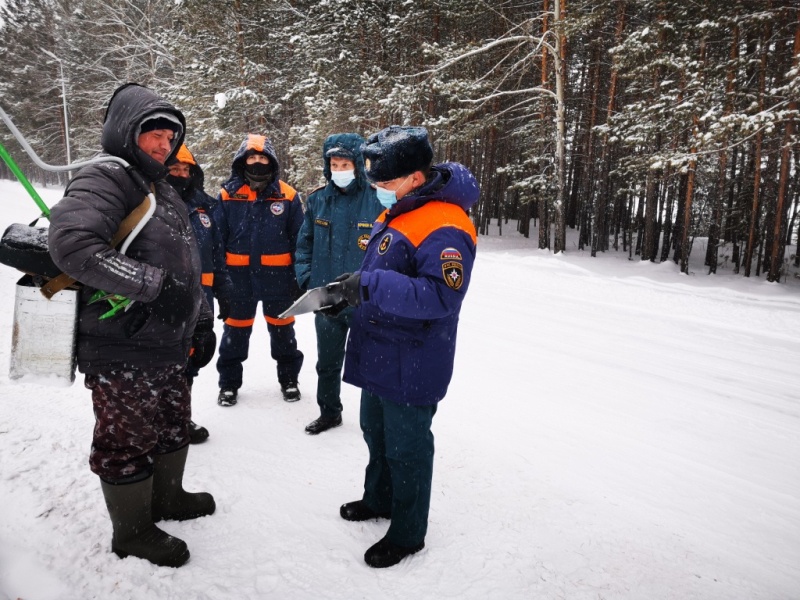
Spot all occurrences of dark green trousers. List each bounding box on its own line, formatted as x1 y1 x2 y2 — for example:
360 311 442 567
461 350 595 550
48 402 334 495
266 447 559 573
360 390 437 548
314 311 351 417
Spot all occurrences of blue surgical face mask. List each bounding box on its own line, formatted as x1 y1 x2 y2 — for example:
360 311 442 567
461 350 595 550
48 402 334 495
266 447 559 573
331 169 355 188
375 186 397 208
375 175 412 209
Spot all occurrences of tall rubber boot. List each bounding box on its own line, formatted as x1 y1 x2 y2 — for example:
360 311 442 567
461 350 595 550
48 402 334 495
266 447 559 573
152 445 216 522
100 475 190 568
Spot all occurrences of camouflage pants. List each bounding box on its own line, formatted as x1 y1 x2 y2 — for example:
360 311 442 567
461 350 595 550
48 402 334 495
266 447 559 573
84 364 191 482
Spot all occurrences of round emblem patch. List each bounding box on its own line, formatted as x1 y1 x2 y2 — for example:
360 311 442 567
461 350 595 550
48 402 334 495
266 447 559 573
442 261 464 290
358 234 371 251
198 213 211 228
377 233 392 255
270 202 285 216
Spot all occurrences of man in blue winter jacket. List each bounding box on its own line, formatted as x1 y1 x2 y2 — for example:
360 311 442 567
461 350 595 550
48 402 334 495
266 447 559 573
214 135 305 406
294 133 383 435
167 143 234 442
322 126 479 568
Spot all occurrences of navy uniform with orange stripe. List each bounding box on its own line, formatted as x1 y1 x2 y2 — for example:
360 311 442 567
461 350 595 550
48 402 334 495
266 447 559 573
214 134 304 400
341 132 479 565
166 144 232 385
343 161 478 404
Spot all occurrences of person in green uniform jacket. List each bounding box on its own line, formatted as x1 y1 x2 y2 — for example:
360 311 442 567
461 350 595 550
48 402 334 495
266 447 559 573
294 133 382 435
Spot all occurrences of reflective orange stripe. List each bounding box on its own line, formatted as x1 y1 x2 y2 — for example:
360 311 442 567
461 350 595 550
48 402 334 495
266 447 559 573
260 253 293 266
220 187 256 202
388 201 477 247
225 317 256 328
226 252 250 266
220 181 296 202
266 315 295 326
189 347 195 356
226 253 292 266
278 180 298 201
201 273 214 286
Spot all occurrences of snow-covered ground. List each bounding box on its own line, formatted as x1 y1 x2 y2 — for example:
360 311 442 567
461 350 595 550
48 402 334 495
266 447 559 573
0 178 798 600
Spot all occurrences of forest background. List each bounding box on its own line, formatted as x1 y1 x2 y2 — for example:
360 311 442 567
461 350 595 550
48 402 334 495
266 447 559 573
0 0 798 283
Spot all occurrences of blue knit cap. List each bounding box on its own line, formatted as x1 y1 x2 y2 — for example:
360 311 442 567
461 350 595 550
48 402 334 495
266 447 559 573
361 126 433 182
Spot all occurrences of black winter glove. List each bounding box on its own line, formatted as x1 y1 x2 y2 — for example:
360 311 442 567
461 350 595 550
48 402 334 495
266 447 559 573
330 272 362 307
188 316 216 370
315 272 362 317
216 294 232 321
149 271 195 326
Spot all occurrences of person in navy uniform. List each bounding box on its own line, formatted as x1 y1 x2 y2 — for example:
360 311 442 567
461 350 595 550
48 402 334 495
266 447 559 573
214 135 304 406
166 143 233 442
294 133 382 435
323 126 479 568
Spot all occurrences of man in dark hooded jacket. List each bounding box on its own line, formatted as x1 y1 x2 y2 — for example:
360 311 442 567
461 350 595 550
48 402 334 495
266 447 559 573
294 133 382 435
48 83 215 568
167 143 233 443
324 126 478 569
214 134 304 406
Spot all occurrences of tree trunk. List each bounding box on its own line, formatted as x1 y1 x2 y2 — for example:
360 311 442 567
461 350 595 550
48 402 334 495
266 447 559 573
579 39 602 250
592 0 625 257
642 171 659 260
673 171 689 264
706 23 739 273
679 143 697 274
744 19 770 277
538 0 551 250
659 172 675 262
767 10 799 282
553 0 567 254
679 36 706 274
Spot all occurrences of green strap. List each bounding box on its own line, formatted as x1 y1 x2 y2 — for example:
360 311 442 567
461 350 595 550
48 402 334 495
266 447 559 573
0 140 50 218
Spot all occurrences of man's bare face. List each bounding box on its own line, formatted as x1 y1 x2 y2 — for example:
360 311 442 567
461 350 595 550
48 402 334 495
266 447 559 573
138 129 175 164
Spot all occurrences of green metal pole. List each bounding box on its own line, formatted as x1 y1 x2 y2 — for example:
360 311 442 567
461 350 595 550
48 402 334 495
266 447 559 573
0 140 50 218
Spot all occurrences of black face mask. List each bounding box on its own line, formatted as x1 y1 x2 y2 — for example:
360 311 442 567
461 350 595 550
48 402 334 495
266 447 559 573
245 162 274 188
166 174 192 199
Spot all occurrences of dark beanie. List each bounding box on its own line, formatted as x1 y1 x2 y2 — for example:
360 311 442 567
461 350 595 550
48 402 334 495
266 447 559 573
325 145 356 161
361 126 433 182
139 114 182 135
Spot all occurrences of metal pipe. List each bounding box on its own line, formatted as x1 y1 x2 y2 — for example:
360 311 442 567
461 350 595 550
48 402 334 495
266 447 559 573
41 50 72 178
0 104 130 173
0 104 157 255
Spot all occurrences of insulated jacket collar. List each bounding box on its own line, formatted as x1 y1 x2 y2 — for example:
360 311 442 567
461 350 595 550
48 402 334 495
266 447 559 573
387 162 479 219
100 83 186 183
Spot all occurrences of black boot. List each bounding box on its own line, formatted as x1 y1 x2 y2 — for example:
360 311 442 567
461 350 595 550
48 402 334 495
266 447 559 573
188 421 209 444
305 414 342 435
218 388 238 407
364 536 425 568
100 475 190 568
281 381 301 402
152 446 216 522
340 500 390 521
